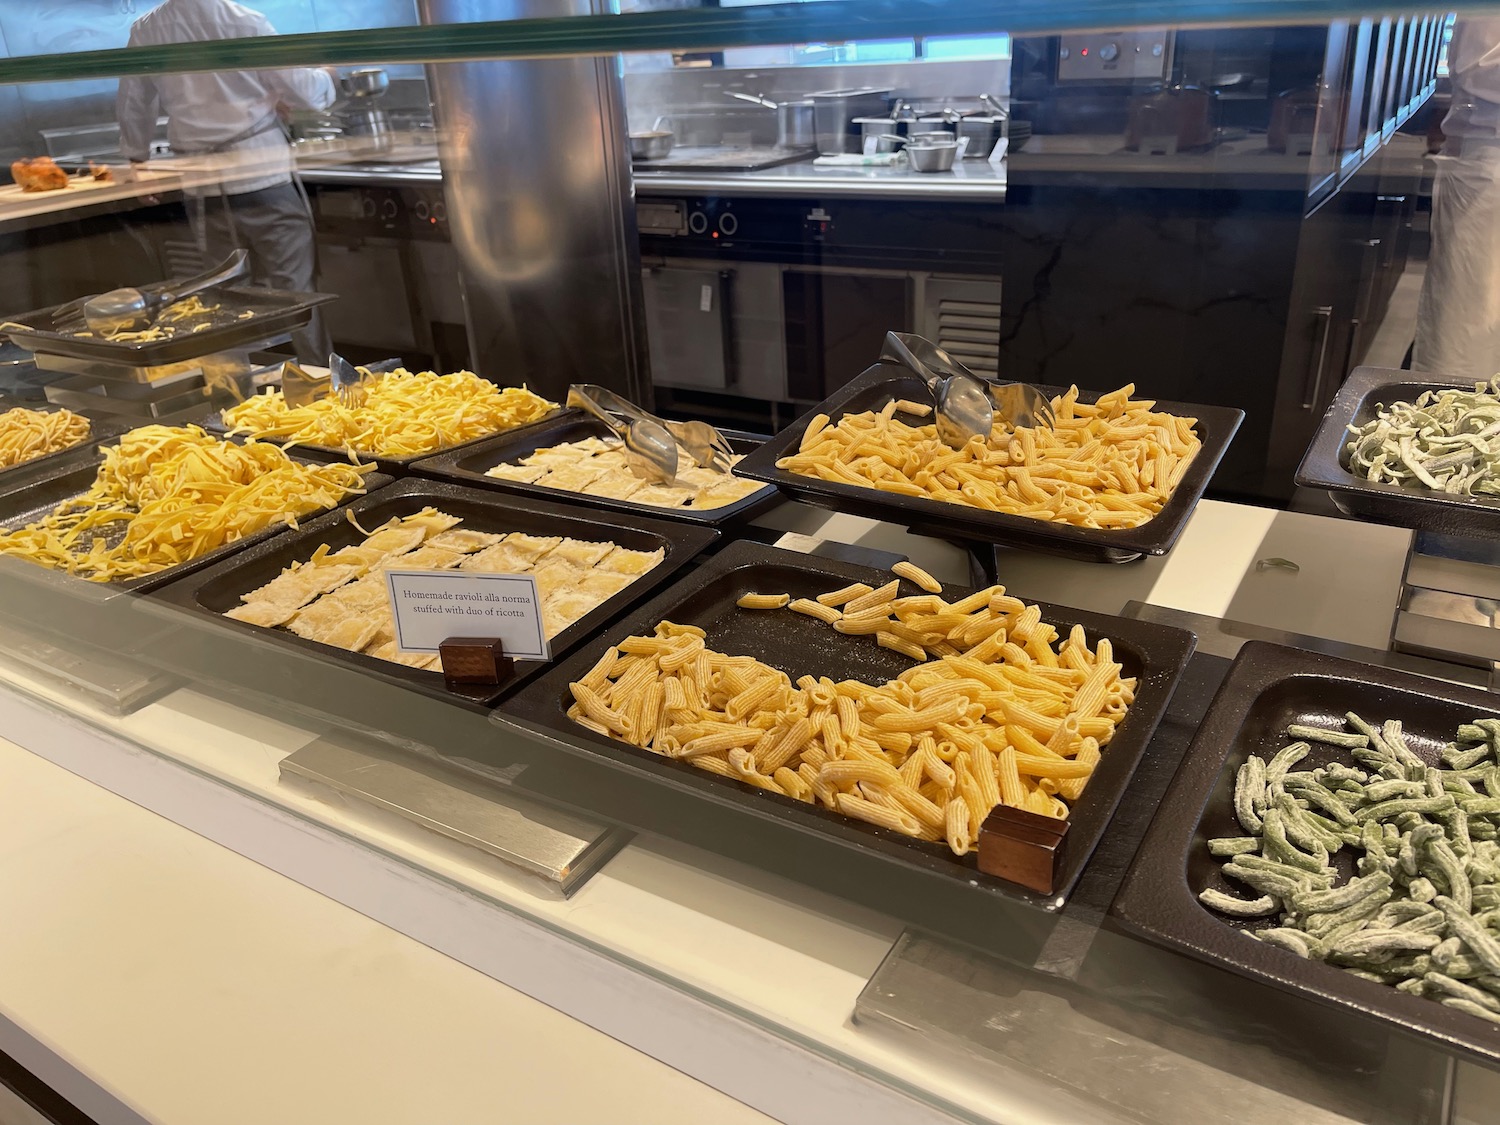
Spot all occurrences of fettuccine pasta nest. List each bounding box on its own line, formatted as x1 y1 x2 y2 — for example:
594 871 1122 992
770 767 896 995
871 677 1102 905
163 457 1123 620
222 368 557 458
0 425 373 581
0 406 89 469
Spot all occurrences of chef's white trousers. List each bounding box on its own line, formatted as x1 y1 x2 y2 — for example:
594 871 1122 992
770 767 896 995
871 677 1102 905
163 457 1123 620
1415 137 1500 383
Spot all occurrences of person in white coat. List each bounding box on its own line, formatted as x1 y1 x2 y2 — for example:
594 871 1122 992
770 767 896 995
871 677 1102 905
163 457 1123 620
1414 17 1500 382
117 0 336 362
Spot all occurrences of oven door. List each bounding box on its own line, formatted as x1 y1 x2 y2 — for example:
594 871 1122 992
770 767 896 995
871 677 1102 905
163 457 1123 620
642 265 733 390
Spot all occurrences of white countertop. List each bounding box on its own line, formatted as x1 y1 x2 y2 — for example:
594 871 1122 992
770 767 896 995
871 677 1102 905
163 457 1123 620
0 730 774 1125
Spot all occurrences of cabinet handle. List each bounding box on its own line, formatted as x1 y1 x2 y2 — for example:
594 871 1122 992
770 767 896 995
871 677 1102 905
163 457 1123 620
1303 305 1334 410
1377 194 1408 202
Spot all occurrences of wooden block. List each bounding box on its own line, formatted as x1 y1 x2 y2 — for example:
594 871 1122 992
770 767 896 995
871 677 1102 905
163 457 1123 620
977 805 1068 895
438 637 515 686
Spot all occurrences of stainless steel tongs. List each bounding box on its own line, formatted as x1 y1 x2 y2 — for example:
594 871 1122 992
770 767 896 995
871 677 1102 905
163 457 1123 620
567 384 680 484
879 331 1054 448
566 383 737 479
280 356 405 408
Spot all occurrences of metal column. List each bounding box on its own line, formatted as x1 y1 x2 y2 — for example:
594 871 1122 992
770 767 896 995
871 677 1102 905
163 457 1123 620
418 0 650 402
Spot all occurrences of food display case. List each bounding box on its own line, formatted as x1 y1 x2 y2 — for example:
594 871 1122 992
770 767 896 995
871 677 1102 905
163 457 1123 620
2 3 1500 1124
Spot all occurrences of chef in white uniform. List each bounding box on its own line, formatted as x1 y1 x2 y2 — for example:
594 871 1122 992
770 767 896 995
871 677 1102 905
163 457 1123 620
117 0 336 362
1415 17 1500 383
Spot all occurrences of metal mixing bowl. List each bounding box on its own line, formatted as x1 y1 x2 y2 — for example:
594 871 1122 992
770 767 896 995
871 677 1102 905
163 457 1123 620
630 130 674 161
906 141 958 173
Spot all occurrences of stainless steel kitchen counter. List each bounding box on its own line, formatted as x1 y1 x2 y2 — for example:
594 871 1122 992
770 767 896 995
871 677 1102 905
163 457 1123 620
296 154 1008 201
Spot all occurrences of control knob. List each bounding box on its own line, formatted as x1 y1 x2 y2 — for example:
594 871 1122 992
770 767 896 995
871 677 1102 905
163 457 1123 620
1099 42 1119 62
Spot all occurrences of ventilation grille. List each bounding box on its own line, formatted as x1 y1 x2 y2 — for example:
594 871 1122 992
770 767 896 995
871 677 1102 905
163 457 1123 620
922 278 1002 376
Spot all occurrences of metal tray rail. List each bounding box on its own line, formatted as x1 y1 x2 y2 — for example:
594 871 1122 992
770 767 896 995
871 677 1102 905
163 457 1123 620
494 539 1196 909
732 364 1244 563
413 416 784 528
148 477 720 709
1113 640 1500 1067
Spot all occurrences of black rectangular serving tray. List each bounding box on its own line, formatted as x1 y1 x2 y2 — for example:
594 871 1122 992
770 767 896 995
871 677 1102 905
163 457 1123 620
0 443 391 596
0 403 126 485
4 287 336 366
1296 365 1500 539
732 364 1244 563
494 538 1196 909
412 415 784 527
205 402 569 476
149 477 720 709
1112 640 1500 1067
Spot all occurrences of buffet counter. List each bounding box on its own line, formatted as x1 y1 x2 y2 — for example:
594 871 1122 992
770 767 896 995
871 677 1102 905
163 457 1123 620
3 492 1489 1125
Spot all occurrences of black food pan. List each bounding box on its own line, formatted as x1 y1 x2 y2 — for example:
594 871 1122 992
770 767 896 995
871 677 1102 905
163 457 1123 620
0 444 390 596
1113 640 1500 1067
205 402 569 476
495 538 1196 909
732 364 1243 563
148 477 720 709
3 287 336 366
413 415 784 527
1296 365 1500 539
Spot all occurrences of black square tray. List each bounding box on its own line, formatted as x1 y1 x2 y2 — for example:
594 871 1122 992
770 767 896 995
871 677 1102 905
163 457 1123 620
494 539 1196 909
1296 365 1500 539
412 415 784 527
4 287 336 366
732 365 1243 563
206 402 569 476
1112 640 1500 1067
148 477 720 709
0 443 390 595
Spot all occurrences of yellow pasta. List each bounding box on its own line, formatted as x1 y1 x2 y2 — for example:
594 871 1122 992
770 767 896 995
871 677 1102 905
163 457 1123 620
567 570 1137 859
0 407 89 469
223 368 557 458
0 425 371 581
737 592 791 610
892 559 943 594
816 581 873 607
777 382 1200 529
789 597 842 624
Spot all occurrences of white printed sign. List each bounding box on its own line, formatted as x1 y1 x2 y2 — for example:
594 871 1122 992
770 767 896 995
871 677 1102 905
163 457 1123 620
385 568 550 659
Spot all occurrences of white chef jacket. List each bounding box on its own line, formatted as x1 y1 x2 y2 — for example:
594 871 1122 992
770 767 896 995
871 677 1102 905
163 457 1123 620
1444 16 1500 141
117 0 334 196
1413 18 1500 382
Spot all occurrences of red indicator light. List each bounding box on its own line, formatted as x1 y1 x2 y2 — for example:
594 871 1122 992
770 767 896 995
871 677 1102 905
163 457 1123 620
1081 47 1088 56
712 231 719 238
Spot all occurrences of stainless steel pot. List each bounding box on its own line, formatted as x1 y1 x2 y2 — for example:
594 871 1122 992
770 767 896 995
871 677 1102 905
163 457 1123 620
808 87 893 154
339 68 389 99
725 92 816 150
907 141 958 173
630 130 674 161
776 101 816 149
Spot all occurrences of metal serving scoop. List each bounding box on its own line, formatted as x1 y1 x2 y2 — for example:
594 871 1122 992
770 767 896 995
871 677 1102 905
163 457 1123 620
566 384 679 484
82 249 250 336
880 331 1054 449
